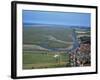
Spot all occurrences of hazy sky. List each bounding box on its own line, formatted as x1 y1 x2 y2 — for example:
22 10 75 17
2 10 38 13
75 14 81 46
23 10 91 27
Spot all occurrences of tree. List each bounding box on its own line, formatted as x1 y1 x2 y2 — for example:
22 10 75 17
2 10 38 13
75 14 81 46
79 36 90 44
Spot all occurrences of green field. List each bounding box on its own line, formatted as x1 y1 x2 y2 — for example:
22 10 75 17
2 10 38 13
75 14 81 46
23 26 73 48
23 51 69 69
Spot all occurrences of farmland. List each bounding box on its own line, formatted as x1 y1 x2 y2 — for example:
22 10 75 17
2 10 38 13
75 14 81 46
23 51 69 69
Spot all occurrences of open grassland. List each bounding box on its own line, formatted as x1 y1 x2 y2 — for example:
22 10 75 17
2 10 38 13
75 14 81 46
23 26 73 48
23 51 69 69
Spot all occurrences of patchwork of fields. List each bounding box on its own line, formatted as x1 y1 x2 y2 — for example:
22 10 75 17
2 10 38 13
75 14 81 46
23 51 69 69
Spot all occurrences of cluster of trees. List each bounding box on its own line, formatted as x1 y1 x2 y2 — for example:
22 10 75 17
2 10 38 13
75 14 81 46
79 36 90 44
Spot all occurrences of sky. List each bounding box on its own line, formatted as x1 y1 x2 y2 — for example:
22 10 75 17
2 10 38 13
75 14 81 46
23 10 91 27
